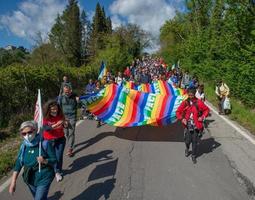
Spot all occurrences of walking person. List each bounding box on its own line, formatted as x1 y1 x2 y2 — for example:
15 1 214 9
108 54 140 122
215 80 230 114
59 84 78 157
196 84 205 101
9 121 56 200
43 100 66 182
59 75 72 96
176 88 210 164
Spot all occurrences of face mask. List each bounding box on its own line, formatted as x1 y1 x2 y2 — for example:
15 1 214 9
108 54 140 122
24 133 35 142
51 111 58 117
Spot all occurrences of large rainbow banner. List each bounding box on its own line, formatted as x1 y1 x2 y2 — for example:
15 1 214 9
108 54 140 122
80 80 187 127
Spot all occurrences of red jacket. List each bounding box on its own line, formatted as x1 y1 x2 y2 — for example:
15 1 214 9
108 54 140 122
124 68 131 77
43 115 65 140
176 98 210 130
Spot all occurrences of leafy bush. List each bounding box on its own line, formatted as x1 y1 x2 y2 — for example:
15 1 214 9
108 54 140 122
0 64 98 128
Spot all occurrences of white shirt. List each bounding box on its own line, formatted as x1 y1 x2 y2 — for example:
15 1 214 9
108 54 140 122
195 90 205 101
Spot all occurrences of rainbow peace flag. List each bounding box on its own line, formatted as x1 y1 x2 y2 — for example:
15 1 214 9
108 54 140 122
80 81 187 127
98 61 107 80
123 80 186 96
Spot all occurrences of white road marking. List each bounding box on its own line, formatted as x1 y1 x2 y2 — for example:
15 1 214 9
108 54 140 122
206 102 255 145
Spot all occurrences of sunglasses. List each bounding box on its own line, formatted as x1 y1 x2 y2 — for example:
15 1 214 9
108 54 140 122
21 131 34 136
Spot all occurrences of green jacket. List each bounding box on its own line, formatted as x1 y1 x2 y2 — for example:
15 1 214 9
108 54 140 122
14 143 56 186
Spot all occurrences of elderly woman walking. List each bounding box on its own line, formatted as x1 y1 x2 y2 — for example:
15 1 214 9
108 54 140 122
9 121 56 200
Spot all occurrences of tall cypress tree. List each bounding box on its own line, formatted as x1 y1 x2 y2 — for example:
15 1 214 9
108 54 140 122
50 0 82 67
89 3 110 56
106 16 112 34
81 9 91 64
62 0 82 67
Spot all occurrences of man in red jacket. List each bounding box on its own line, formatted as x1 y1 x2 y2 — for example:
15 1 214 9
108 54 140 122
176 88 210 164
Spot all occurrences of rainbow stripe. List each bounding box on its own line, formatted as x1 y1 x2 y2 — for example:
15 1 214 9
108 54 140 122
80 81 187 127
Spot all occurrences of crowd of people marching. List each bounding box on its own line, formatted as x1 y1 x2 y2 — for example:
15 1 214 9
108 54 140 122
9 57 231 199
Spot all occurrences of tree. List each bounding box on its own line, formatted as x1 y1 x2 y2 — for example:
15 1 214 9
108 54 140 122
62 0 82 67
159 0 255 107
81 10 91 64
89 3 111 56
49 0 82 67
30 43 63 65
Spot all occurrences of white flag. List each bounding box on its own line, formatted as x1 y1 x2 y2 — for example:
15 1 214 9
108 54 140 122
34 89 43 133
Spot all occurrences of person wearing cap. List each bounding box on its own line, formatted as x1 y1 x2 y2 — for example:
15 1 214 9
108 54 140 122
176 88 210 164
9 121 56 199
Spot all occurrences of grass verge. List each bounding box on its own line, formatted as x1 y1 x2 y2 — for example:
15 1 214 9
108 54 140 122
204 82 255 135
0 133 21 180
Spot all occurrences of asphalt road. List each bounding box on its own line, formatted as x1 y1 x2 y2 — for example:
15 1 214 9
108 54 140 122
1 107 255 200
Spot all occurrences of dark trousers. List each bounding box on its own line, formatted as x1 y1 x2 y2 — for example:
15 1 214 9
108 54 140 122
218 96 226 113
53 137 66 173
184 128 199 156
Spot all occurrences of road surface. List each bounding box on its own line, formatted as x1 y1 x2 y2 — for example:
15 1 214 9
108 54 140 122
1 104 255 200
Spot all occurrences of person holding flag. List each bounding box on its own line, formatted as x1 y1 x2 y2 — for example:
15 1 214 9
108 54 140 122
9 89 57 199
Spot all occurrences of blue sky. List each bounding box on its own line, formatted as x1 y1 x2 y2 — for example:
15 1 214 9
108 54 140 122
0 0 185 50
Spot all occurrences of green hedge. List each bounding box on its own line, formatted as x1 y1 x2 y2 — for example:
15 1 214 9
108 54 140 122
0 64 98 128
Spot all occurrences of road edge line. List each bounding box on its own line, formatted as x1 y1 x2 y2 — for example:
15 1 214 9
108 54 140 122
206 102 255 145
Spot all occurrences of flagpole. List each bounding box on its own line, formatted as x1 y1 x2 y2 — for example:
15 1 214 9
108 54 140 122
34 89 43 173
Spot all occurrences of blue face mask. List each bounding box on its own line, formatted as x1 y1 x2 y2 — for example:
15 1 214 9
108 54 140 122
24 133 35 142
23 133 40 147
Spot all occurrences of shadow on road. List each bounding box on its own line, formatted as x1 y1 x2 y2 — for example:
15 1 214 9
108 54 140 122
115 121 184 142
73 132 115 155
71 158 118 200
197 137 221 158
48 191 64 200
64 150 113 175
88 159 118 182
71 178 116 200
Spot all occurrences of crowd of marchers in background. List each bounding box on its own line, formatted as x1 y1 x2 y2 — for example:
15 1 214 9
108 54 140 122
85 57 205 101
84 56 230 115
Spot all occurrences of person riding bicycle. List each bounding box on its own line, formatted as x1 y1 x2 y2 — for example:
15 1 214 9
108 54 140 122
176 88 210 164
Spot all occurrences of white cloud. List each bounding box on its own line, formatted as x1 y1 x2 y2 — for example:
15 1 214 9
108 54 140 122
109 0 185 52
110 0 181 36
111 15 124 29
0 0 65 43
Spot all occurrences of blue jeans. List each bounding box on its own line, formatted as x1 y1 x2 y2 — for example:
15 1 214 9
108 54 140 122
53 137 66 173
28 184 51 200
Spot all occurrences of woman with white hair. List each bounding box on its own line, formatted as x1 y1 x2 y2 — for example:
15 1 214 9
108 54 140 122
9 121 56 200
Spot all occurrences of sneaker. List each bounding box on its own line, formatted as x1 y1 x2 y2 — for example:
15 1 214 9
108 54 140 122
185 149 189 157
97 122 101 128
55 173 63 182
191 155 197 164
66 148 74 157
